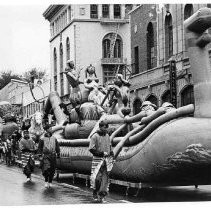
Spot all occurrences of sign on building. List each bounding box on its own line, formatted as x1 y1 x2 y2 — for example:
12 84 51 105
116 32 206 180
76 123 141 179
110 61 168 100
169 59 177 108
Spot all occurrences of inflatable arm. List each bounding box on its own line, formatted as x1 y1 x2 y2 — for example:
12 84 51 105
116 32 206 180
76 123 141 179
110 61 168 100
184 7 211 117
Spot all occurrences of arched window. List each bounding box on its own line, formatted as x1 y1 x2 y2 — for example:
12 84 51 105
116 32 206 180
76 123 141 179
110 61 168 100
165 13 173 62
181 85 194 106
184 4 193 20
147 22 154 70
60 43 64 96
66 37 70 61
133 98 142 115
53 48 57 76
53 48 57 91
60 43 63 72
161 90 171 104
102 33 122 58
146 94 158 107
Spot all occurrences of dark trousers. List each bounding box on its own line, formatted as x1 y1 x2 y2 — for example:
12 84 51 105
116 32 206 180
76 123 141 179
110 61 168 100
44 172 54 183
42 154 56 183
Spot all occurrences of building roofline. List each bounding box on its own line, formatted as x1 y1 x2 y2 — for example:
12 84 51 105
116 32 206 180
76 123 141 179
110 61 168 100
43 5 66 21
128 5 142 15
11 79 28 84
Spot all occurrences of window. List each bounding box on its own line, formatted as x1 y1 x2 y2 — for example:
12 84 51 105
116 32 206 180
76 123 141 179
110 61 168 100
134 46 139 74
53 48 57 91
161 90 171 104
133 98 142 115
60 43 63 72
66 37 70 61
60 43 64 96
145 95 158 107
147 22 155 70
102 4 109 18
90 4 98 19
68 6 71 21
53 48 57 76
66 37 70 94
103 65 124 85
181 85 194 106
102 33 122 58
165 13 173 62
114 39 121 58
103 39 110 58
184 4 193 20
114 4 121 19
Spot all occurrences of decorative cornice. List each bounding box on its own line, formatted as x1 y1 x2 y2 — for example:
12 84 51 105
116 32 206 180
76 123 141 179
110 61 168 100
43 5 66 21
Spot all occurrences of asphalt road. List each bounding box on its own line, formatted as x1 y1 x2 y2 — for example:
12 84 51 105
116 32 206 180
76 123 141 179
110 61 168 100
0 164 120 206
2 163 211 206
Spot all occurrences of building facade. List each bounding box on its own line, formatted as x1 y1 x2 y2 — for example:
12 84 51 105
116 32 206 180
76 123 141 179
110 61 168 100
43 4 133 102
0 79 29 104
130 4 211 114
0 78 50 119
22 79 51 119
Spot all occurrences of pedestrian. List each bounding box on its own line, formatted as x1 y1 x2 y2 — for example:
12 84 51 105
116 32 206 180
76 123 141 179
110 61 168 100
4 136 12 166
0 137 4 163
89 120 114 203
38 124 60 188
19 129 36 182
11 133 19 164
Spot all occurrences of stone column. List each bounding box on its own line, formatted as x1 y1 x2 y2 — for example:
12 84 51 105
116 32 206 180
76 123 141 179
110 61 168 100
110 4 114 19
98 4 102 18
121 4 125 19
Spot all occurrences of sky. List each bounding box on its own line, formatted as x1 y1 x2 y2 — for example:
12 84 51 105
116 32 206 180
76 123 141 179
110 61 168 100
0 4 50 75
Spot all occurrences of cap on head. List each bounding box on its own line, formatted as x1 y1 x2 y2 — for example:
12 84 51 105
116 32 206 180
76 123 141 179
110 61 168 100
43 124 51 131
99 120 108 128
67 60 74 66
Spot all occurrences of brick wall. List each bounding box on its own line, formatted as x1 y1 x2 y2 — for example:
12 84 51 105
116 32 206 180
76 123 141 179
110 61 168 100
130 5 157 74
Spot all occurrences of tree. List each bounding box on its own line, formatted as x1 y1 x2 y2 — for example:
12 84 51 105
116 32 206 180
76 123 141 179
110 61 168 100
22 67 46 84
0 70 22 90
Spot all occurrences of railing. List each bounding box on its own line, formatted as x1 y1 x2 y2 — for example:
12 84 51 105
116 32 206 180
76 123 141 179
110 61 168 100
100 18 128 24
101 57 126 65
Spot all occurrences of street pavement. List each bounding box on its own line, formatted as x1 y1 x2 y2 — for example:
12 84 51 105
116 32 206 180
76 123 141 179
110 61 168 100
0 164 121 206
2 163 211 205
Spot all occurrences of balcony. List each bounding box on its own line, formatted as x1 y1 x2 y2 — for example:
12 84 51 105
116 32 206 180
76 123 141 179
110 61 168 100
100 17 128 24
101 57 126 65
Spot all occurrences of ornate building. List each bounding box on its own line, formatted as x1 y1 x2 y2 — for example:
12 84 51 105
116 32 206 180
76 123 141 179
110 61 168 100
43 4 133 102
130 4 211 114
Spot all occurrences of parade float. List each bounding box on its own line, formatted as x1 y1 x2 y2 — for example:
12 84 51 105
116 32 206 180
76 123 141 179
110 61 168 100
43 8 211 187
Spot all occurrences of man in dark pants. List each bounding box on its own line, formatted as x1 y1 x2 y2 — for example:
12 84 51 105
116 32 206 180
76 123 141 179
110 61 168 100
89 120 114 203
38 124 60 188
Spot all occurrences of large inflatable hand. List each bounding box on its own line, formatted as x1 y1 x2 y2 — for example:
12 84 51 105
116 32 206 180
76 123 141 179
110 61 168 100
184 7 211 118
